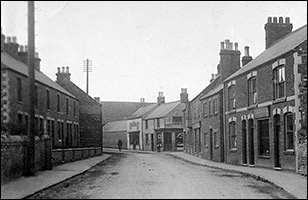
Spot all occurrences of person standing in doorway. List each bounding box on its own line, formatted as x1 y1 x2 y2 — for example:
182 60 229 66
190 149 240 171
118 139 123 152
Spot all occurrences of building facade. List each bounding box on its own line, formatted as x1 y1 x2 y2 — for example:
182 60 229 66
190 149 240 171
56 67 103 147
1 31 80 149
143 89 188 152
224 17 307 172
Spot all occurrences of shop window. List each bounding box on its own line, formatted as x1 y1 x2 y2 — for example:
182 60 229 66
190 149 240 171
284 113 294 150
229 122 237 149
258 119 270 156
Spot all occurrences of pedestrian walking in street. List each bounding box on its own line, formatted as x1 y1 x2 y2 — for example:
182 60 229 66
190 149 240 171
118 139 123 152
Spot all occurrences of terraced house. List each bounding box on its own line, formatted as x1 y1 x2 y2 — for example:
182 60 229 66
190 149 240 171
1 31 80 148
224 17 307 174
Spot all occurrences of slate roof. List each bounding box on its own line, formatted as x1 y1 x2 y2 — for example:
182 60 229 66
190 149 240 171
129 103 158 119
103 120 127 132
226 24 307 81
1 51 75 99
144 101 182 120
100 101 155 124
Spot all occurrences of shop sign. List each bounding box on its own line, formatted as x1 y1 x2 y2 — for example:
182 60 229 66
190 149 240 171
254 107 269 118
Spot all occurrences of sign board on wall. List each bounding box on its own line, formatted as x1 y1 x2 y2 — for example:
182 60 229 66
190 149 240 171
254 106 270 118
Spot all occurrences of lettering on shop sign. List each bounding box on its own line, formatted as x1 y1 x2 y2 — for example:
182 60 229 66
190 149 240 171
129 121 140 130
254 107 269 118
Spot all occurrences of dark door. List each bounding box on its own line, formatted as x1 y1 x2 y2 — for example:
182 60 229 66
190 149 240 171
248 119 255 165
198 129 201 153
274 115 281 168
164 132 172 151
242 120 247 164
151 134 154 151
209 129 213 160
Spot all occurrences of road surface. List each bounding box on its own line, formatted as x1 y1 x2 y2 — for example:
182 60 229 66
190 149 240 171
26 152 294 199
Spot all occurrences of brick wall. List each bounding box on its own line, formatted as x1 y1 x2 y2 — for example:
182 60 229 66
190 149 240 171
103 131 127 149
1 135 51 184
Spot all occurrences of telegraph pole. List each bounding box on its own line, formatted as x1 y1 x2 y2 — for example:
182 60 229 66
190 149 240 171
83 59 92 94
25 0 36 176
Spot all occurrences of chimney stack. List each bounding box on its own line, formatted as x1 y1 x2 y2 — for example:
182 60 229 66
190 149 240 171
157 92 165 105
4 35 19 58
56 66 71 82
265 16 293 49
34 52 41 71
94 97 100 101
180 88 189 103
241 46 253 67
219 39 241 80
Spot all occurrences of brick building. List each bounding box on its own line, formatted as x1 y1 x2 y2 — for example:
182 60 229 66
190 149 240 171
103 120 127 149
1 31 80 149
143 89 188 152
184 39 242 163
224 17 307 172
56 67 103 147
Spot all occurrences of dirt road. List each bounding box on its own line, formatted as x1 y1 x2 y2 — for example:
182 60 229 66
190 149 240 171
27 152 294 199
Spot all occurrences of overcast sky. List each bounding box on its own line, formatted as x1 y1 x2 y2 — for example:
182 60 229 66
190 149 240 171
1 1 307 103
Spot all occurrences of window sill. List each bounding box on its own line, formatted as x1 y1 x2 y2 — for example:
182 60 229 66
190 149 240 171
228 110 236 114
283 150 295 155
229 148 237 153
247 104 257 110
17 101 23 104
273 97 287 104
258 155 270 159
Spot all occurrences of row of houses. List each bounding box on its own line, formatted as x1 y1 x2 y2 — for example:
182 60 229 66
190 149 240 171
184 17 307 175
103 89 189 152
1 28 103 149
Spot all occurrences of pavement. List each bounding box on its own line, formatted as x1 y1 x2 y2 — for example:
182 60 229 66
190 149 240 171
1 148 307 199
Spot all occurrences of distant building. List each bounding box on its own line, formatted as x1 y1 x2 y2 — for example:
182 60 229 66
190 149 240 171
99 100 154 125
127 103 158 150
103 120 127 149
56 67 103 147
1 31 79 148
143 89 188 152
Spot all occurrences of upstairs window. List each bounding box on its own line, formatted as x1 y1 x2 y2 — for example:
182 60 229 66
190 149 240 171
172 116 182 124
66 98 69 115
203 102 208 117
248 77 257 106
57 94 61 112
208 100 212 116
17 77 22 102
273 66 285 100
46 90 50 109
213 98 218 114
228 85 236 110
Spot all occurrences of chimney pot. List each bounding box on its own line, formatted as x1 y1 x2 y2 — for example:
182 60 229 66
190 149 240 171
6 36 11 43
19 45 24 52
244 46 250 56
230 42 233 50
57 67 61 73
220 42 225 50
273 17 277 23
66 66 69 73
24 45 28 52
268 17 272 23
12 36 17 43
279 17 283 23
234 42 238 51
285 17 290 24
35 52 39 58
62 66 65 73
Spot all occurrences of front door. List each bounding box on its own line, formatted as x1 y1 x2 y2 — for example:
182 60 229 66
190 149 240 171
163 132 172 151
209 129 213 160
248 119 255 165
151 134 154 151
274 115 281 168
242 120 247 164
